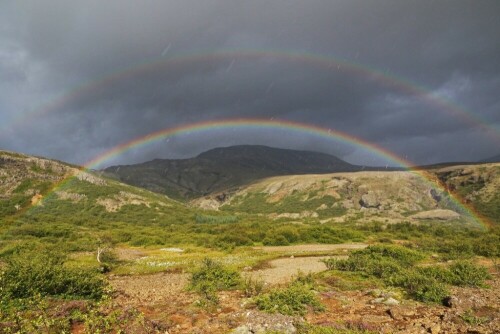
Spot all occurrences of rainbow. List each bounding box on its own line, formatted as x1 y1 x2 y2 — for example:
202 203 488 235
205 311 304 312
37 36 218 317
23 118 489 228
3 49 499 143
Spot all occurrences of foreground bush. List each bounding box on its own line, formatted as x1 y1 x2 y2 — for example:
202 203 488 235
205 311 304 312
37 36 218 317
189 258 241 304
254 280 324 316
0 250 105 301
324 245 490 303
387 270 450 303
448 260 491 287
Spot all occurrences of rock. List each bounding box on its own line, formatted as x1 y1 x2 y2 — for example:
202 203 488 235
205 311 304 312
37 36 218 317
371 296 399 306
362 314 392 324
430 188 443 202
387 308 403 320
368 289 383 297
232 326 251 334
160 248 184 253
371 297 386 304
76 171 107 185
443 296 460 308
383 297 400 306
359 192 380 208
429 324 441 333
317 203 328 210
410 209 460 221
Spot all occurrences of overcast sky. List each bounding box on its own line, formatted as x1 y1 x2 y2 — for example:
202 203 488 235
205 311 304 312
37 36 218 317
0 0 499 167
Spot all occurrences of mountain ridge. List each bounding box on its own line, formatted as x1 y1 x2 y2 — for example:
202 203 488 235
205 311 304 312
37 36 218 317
103 145 375 199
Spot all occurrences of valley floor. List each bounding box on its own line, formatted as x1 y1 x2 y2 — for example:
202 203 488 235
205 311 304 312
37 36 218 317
102 245 499 334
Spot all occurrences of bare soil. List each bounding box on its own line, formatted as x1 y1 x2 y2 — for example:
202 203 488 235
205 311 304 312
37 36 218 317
246 256 343 285
107 248 499 334
253 243 368 253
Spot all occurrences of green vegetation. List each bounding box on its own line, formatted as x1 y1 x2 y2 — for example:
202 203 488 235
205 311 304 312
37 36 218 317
222 192 346 217
473 192 500 223
255 275 324 316
460 309 488 326
0 153 498 332
189 258 241 304
324 245 491 303
0 248 105 301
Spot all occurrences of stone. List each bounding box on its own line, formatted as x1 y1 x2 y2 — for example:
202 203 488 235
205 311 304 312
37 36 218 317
371 297 386 304
383 297 400 306
442 296 459 308
387 306 416 320
359 192 380 208
231 325 252 334
429 324 441 334
410 209 460 221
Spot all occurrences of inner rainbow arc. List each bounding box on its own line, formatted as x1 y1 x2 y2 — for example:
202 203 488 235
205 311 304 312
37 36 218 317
26 118 489 228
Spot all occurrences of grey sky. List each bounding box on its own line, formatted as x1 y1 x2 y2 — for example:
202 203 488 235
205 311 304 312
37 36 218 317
0 0 499 167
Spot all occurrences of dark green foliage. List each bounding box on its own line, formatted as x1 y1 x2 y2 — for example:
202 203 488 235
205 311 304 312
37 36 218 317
189 258 241 291
448 261 491 287
195 214 239 224
242 277 265 297
0 194 31 217
223 192 346 217
387 271 449 303
325 245 490 303
0 249 105 300
324 245 423 277
254 280 324 316
473 192 500 223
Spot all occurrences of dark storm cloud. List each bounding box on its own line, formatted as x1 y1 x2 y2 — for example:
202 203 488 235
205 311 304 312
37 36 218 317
1 0 499 166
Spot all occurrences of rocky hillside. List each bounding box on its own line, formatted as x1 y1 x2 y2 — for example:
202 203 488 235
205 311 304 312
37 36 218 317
433 163 500 223
0 150 195 250
102 145 393 199
195 163 500 225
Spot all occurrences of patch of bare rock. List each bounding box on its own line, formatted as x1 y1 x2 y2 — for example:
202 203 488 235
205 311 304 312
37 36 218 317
410 209 461 221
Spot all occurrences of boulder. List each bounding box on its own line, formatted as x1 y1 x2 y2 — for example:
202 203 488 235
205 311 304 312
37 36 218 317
359 192 380 208
410 209 460 221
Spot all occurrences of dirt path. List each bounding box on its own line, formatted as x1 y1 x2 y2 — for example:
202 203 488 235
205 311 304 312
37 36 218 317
110 254 344 303
253 243 368 253
110 272 190 306
246 255 346 285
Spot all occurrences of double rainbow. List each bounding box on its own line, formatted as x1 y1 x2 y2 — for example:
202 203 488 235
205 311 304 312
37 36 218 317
24 118 490 228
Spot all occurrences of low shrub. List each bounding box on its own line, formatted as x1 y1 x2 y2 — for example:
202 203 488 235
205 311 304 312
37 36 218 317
0 249 105 301
353 245 424 266
387 270 449 303
189 258 241 292
448 261 491 287
242 276 265 297
254 281 324 316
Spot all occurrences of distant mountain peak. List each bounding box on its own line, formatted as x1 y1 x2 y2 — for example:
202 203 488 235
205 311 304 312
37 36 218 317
105 145 359 199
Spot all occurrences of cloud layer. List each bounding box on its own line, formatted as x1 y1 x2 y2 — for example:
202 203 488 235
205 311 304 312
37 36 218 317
1 0 499 166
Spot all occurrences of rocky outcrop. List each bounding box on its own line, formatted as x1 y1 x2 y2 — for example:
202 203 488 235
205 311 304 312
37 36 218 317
410 209 460 221
359 192 380 208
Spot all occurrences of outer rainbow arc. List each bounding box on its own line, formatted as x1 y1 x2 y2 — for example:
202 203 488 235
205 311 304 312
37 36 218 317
4 49 499 143
23 118 489 228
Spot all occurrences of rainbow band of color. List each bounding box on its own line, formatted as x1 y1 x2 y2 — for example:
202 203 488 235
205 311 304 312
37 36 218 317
5 49 499 143
25 118 489 228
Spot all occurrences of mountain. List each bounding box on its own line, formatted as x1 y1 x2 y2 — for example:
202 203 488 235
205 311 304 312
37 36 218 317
480 154 500 163
103 145 370 199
